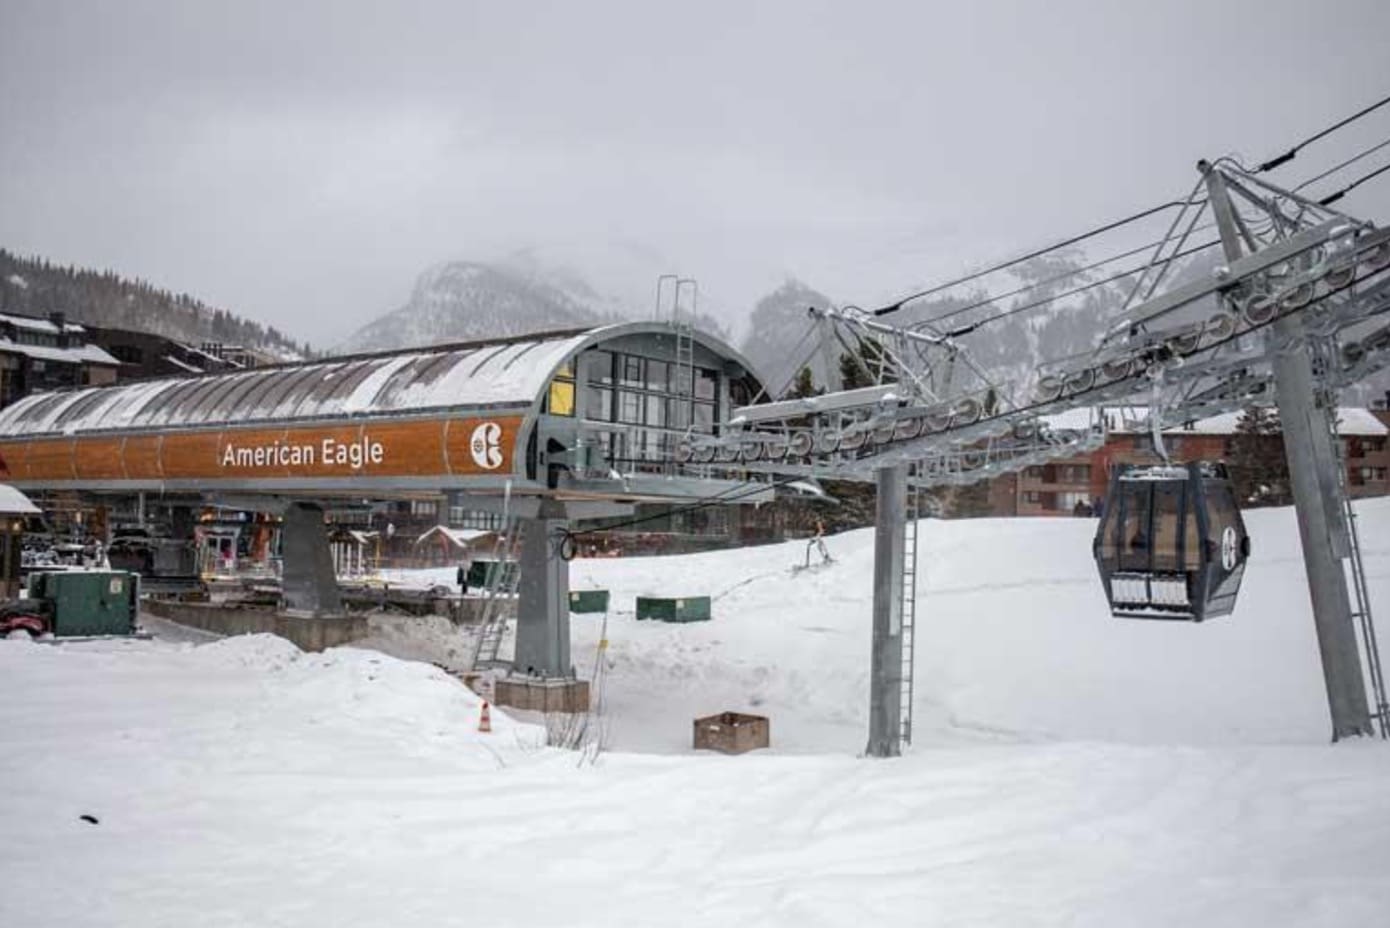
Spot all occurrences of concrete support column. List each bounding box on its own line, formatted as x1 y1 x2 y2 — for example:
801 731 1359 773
1271 332 1373 739
513 500 571 677
866 464 907 758
281 502 343 616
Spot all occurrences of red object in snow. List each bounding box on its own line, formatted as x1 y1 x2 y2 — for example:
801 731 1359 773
0 614 47 637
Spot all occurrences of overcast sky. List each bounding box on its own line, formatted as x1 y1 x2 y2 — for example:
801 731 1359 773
2 0 1388 346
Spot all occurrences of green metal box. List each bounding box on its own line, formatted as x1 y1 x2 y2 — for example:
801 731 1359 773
29 570 139 637
568 590 610 614
635 595 711 623
466 560 518 590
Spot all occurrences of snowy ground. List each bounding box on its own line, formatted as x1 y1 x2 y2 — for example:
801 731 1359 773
3 502 1390 925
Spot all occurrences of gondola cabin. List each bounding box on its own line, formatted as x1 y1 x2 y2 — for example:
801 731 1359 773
1093 462 1250 621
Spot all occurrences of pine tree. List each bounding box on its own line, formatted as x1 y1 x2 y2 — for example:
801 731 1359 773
784 365 818 401
1229 406 1290 506
838 336 890 390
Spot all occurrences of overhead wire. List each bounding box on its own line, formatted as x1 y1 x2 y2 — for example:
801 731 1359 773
1317 160 1390 206
559 472 812 548
1255 90 1390 173
906 219 1220 330
870 94 1390 324
950 239 1221 336
870 197 1207 317
893 137 1383 339
1293 136 1390 192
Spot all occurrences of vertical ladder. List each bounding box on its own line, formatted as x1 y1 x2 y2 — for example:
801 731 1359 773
898 463 921 747
470 517 523 669
669 278 697 473
1328 409 1390 737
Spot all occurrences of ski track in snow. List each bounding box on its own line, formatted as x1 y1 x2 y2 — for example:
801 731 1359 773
3 502 1390 925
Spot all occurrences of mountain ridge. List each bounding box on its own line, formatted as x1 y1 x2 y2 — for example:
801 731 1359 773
0 248 308 360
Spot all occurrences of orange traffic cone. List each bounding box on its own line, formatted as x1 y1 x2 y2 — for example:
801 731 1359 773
478 700 492 734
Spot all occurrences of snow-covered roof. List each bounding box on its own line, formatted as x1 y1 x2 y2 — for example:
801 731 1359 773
415 526 497 548
1081 406 1388 438
0 483 40 514
0 328 595 437
0 321 766 440
0 338 117 367
1039 408 1100 432
162 354 204 374
0 311 85 335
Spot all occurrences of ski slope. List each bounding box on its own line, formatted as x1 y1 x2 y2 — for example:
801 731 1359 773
3 503 1390 926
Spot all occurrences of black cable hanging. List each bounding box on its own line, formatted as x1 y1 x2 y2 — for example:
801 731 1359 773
1317 161 1390 206
1256 90 1390 173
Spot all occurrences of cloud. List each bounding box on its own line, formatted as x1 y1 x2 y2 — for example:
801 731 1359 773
2 0 1388 344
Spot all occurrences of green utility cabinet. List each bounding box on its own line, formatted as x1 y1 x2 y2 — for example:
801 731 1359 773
635 595 712 623
466 560 517 590
28 570 139 637
568 590 610 614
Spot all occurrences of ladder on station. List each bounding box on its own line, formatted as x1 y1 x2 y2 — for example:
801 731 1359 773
469 518 523 670
1328 407 1389 737
669 279 697 474
898 464 921 748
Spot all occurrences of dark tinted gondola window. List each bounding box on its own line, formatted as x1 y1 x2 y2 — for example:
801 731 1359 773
1119 483 1153 572
1151 482 1184 572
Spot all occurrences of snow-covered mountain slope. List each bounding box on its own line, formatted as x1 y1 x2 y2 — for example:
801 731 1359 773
0 248 307 360
337 250 733 354
336 260 613 353
4 502 1390 926
737 249 1228 398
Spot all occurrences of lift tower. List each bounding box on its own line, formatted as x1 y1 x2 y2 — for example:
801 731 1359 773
1204 164 1372 738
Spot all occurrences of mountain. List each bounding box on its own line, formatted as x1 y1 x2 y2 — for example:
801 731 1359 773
337 258 730 354
0 249 308 359
337 261 613 353
738 250 1230 401
739 280 838 395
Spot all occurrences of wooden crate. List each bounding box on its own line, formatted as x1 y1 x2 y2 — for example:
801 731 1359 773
693 711 770 754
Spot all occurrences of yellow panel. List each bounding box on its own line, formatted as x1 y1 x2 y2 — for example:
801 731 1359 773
548 380 575 417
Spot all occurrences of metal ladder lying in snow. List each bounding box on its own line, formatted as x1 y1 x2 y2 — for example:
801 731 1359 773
1328 408 1390 737
898 464 921 748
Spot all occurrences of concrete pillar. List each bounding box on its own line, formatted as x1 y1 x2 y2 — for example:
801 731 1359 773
513 499 571 677
866 464 907 757
281 502 343 616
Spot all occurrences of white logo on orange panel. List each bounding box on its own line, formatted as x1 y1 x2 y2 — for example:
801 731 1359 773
470 422 503 470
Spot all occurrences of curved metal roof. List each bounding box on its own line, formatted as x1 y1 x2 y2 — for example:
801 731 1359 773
0 322 765 439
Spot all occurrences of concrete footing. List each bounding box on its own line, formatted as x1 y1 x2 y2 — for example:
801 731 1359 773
494 676 590 713
143 599 367 652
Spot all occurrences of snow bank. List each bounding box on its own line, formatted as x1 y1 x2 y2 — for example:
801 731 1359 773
562 499 1390 751
360 499 1390 751
3 502 1390 926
